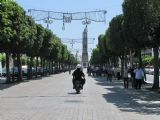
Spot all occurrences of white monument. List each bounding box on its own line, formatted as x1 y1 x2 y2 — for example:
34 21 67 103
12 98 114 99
82 26 88 68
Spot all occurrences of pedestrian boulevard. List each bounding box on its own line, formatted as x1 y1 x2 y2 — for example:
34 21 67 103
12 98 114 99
0 69 160 120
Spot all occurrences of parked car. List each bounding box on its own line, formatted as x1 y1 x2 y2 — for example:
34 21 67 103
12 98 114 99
22 66 28 76
2 67 18 77
22 66 38 77
145 65 157 75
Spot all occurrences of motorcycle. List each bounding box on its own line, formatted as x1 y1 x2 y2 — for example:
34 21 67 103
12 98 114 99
74 80 83 94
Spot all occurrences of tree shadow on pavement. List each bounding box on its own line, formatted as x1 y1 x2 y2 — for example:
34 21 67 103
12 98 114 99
0 82 21 90
94 76 160 115
0 77 43 90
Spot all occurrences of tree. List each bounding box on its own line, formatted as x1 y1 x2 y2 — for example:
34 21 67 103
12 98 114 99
123 0 160 89
145 0 160 89
98 34 107 65
34 24 45 77
123 0 149 66
142 55 153 66
39 29 53 75
25 16 37 79
9 1 30 82
108 15 125 54
90 48 100 65
107 14 128 75
0 1 17 83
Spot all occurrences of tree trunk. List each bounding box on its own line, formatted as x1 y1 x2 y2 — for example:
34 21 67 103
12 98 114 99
120 55 124 78
27 57 29 80
29 57 33 79
43 59 46 76
138 49 142 67
51 61 54 74
12 55 16 82
17 53 22 82
129 49 133 68
5 52 10 83
35 56 38 78
152 46 159 89
40 57 43 77
49 60 51 74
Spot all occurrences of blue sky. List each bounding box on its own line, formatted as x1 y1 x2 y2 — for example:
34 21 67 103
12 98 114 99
16 0 123 58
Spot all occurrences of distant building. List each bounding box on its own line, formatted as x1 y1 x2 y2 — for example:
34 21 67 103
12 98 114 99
141 48 153 57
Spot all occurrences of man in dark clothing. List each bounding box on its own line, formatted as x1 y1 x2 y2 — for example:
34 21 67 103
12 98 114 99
129 67 135 88
72 64 85 89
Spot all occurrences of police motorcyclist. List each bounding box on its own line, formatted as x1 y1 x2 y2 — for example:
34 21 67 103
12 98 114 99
72 64 85 89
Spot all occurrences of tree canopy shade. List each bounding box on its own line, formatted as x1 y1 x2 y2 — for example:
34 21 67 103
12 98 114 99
25 16 37 56
0 0 16 52
123 0 160 47
145 0 160 47
32 24 44 57
0 0 12 2
39 29 53 59
122 0 160 88
0 0 77 82
98 34 106 57
90 48 100 65
0 0 27 82
122 0 149 49
107 14 126 55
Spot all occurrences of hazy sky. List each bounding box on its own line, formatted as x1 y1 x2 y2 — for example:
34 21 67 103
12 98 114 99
16 0 123 58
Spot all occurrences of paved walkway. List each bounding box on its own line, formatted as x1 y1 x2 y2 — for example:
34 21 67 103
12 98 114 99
0 70 160 120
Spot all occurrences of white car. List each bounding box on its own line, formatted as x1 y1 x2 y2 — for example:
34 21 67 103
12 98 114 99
145 66 154 74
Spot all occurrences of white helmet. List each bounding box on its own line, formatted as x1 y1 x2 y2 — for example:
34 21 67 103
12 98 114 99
76 64 81 69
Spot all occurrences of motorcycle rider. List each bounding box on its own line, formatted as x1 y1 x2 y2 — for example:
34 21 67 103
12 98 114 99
72 64 85 89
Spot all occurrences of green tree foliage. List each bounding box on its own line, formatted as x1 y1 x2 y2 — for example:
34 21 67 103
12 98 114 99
0 53 5 67
0 1 15 52
142 55 153 66
40 29 53 58
90 48 100 65
123 0 149 49
50 37 62 63
0 0 78 82
35 24 45 56
108 14 125 54
98 34 106 61
123 0 160 88
25 16 37 56
61 45 68 62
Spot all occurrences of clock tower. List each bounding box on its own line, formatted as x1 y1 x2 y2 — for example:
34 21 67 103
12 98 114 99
82 26 88 68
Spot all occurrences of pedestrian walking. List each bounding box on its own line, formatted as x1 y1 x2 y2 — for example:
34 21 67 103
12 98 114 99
129 66 135 88
105 69 108 81
69 69 71 74
134 66 145 89
107 70 112 82
123 67 129 88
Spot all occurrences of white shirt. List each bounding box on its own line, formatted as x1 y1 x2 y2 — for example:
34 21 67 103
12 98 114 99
134 68 144 80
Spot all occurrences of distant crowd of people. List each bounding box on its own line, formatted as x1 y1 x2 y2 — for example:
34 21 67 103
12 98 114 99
87 66 121 82
87 65 146 89
126 65 146 89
